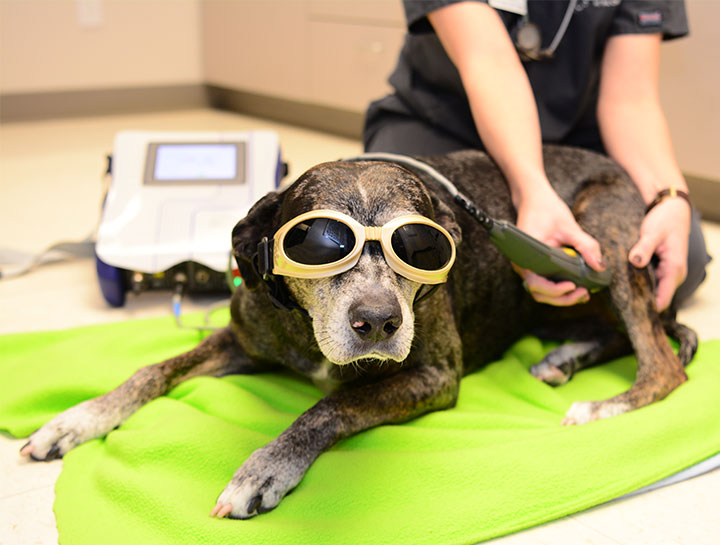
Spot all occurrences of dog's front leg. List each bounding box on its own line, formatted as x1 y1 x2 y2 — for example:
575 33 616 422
211 363 460 519
21 327 255 461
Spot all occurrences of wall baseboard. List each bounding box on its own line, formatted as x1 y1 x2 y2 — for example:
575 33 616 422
0 84 209 123
0 84 364 141
206 85 364 140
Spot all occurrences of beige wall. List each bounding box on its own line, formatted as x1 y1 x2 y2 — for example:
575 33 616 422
201 0 404 111
201 0 310 102
0 0 203 93
660 0 720 181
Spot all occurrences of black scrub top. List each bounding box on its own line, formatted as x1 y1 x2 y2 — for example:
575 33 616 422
371 0 688 151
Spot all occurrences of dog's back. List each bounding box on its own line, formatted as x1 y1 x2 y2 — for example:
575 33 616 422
415 146 645 370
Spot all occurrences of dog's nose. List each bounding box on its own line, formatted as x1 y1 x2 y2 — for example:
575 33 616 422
349 297 403 342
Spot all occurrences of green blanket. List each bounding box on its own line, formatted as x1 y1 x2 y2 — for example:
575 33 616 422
1 313 719 545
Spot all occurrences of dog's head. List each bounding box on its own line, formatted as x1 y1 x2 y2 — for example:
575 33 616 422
232 160 461 366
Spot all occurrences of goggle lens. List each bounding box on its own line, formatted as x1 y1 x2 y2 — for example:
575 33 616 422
284 218 356 265
391 224 454 270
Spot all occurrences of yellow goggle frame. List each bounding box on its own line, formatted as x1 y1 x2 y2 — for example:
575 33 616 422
270 209 456 284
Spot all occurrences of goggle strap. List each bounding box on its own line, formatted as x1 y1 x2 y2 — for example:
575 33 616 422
266 276 308 315
257 237 274 279
413 284 440 305
253 237 309 315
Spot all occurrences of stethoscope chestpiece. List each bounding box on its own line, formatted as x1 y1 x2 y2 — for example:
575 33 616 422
513 0 578 62
515 20 547 61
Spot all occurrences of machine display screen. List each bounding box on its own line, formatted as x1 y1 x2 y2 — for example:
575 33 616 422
145 142 245 184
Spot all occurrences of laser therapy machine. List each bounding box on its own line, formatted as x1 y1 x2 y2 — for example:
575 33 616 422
95 130 285 307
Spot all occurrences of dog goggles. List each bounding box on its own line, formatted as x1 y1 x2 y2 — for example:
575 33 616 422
257 209 456 284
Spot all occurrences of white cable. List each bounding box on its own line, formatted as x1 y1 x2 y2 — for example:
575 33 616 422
546 0 577 56
0 236 95 280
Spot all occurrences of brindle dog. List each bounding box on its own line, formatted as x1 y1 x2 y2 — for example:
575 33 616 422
21 145 697 519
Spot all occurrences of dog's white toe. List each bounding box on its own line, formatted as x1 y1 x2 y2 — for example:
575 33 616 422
20 399 113 460
563 401 594 425
563 400 632 425
214 443 306 519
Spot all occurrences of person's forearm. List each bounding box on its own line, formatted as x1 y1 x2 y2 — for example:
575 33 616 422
599 98 687 202
428 2 552 207
597 34 687 204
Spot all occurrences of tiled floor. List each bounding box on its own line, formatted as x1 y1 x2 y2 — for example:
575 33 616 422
1 109 718 544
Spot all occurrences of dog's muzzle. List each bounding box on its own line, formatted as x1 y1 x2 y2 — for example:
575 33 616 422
256 209 456 284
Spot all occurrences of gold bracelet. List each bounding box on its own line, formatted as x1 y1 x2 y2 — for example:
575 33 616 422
645 187 691 214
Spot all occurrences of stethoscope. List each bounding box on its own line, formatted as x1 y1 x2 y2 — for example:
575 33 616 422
514 0 578 61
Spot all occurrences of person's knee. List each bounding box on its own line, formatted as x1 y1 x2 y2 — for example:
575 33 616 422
364 111 468 155
673 208 712 307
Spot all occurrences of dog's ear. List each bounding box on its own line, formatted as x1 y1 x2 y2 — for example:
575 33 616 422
430 194 462 246
231 190 284 289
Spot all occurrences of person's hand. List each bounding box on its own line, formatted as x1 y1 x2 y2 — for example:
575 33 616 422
629 197 690 312
513 187 606 306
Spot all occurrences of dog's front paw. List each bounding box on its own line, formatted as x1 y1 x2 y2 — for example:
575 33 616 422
562 400 631 425
20 399 112 461
210 444 307 519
